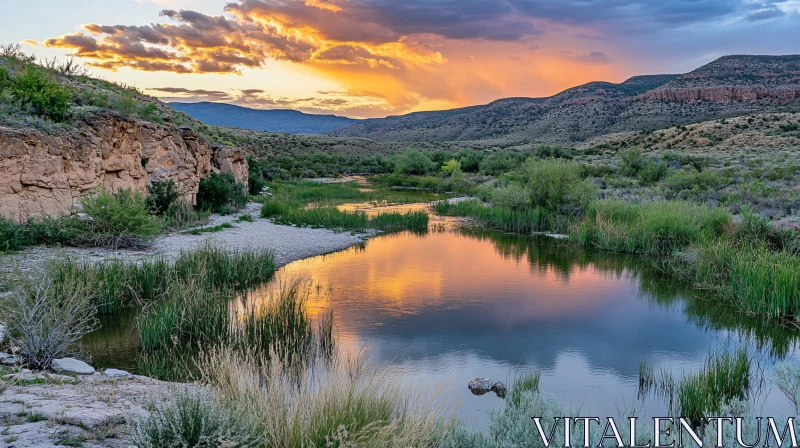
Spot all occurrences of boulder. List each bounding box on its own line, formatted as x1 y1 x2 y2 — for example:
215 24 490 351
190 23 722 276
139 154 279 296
103 368 132 378
52 358 95 375
1 356 24 366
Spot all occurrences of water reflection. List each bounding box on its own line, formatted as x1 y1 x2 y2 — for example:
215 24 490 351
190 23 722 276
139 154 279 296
83 222 799 423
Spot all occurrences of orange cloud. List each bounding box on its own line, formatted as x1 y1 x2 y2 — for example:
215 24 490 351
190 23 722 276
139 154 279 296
42 0 630 116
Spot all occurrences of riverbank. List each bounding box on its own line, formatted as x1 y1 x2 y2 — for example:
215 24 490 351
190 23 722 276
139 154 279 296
0 202 377 447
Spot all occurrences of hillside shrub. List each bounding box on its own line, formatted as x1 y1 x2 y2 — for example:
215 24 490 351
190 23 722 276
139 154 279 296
457 148 484 172
639 162 668 185
10 66 72 121
147 180 179 216
197 173 247 213
480 151 527 175
441 159 462 175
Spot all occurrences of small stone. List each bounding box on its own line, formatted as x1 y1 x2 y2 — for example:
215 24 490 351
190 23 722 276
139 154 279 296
1 356 23 366
103 368 132 378
52 358 95 375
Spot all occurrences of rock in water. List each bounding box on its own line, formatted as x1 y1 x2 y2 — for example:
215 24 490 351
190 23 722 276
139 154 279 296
468 378 496 395
52 358 95 375
103 369 132 378
491 381 507 398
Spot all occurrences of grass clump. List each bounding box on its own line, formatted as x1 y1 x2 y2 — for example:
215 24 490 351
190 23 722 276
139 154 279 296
185 222 234 235
434 200 556 234
196 347 449 448
575 200 729 255
262 201 428 232
677 347 751 426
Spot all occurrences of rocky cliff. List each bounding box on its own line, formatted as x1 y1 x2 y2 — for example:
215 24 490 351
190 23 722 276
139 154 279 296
0 112 248 221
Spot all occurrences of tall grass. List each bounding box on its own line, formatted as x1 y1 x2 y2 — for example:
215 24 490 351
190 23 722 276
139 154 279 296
677 347 751 425
197 346 451 447
575 200 729 255
434 200 560 233
262 200 428 232
46 245 276 314
666 240 800 317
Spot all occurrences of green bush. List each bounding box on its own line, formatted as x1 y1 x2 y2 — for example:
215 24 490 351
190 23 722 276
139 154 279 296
394 150 437 175
0 66 12 91
457 148 484 172
80 188 163 240
534 145 573 160
441 159 462 175
620 148 645 176
10 66 72 121
480 151 528 175
146 180 179 216
520 158 597 212
0 217 30 252
197 173 247 213
665 170 727 194
247 155 267 195
639 162 668 185
490 183 529 210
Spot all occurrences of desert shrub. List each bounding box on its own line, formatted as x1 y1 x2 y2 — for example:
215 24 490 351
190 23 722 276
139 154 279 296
534 145 573 160
165 199 206 229
0 268 98 368
480 152 527 175
394 150 436 175
665 170 726 194
247 155 267 195
0 66 11 91
146 180 179 216
81 188 163 241
489 183 529 210
0 217 30 252
133 389 260 448
9 66 72 121
441 159 462 175
457 148 484 172
639 162 668 185
197 173 247 213
620 148 645 176
520 158 597 212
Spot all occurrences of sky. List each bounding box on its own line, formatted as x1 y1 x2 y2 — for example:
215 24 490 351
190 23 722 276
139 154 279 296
1 0 799 118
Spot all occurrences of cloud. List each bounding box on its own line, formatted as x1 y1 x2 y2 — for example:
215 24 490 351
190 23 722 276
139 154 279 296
571 51 613 65
745 8 787 20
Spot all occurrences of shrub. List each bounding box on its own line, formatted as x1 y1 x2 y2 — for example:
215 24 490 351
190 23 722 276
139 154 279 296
246 155 267 195
165 200 206 229
0 66 12 91
480 152 526 175
520 158 597 212
457 148 484 172
146 180 179 216
620 148 645 176
394 150 436 175
639 162 668 185
10 66 72 121
665 170 726 194
490 183 529 210
774 360 800 414
534 145 573 160
0 217 30 252
197 173 247 213
441 159 462 175
80 188 163 242
0 268 98 368
133 389 260 448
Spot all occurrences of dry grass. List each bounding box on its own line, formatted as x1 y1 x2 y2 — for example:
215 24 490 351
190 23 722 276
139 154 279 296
197 346 453 448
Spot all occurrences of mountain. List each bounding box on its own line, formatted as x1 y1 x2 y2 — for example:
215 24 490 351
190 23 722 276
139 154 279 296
169 102 358 135
329 55 800 145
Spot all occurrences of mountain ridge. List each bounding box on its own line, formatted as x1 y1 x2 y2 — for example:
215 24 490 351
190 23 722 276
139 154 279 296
328 54 800 144
169 102 358 135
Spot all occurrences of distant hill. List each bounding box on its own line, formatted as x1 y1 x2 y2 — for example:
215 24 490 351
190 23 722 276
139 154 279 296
329 55 800 144
169 102 358 134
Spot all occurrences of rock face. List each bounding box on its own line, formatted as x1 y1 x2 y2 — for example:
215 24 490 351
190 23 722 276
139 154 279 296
51 357 95 375
0 113 248 221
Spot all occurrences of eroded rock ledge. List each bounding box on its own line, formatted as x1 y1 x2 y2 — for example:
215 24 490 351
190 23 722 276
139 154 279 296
0 113 248 221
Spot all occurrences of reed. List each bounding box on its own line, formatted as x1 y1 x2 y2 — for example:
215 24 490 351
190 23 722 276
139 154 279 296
262 200 428 232
575 200 729 255
677 347 750 425
434 200 557 234
666 240 800 318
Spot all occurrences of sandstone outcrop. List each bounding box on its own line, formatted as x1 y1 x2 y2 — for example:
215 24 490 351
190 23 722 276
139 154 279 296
0 113 248 221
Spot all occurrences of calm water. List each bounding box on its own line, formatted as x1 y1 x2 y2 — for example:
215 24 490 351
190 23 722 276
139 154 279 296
83 206 799 424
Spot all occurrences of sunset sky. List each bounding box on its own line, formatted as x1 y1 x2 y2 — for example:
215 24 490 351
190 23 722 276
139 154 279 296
3 0 799 118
